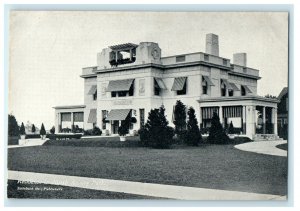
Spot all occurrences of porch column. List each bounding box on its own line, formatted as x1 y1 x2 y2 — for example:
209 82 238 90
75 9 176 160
57 112 61 133
115 51 118 62
199 106 202 129
262 106 266 134
71 112 74 130
246 105 256 138
130 49 133 61
242 106 246 134
273 108 278 135
219 106 223 126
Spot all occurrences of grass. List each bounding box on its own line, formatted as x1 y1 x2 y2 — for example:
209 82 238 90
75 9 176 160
276 143 288 151
8 144 287 197
7 180 161 199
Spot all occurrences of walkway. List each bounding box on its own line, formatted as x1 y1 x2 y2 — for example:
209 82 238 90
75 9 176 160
8 139 47 149
234 140 287 157
8 170 286 200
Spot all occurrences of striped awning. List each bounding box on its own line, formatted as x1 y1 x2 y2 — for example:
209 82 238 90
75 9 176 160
229 82 240 91
106 79 134 92
88 85 97 95
154 78 167 90
201 107 219 120
73 112 84 122
202 76 215 86
106 109 131 121
223 106 242 118
87 109 97 123
221 79 232 89
242 85 253 93
61 113 71 122
171 77 187 91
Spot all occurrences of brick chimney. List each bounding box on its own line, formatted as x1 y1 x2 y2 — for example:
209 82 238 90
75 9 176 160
233 53 247 66
205 33 219 56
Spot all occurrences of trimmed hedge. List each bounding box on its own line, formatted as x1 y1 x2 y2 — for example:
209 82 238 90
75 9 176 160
43 138 141 148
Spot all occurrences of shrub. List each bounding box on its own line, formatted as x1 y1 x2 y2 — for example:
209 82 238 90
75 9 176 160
138 125 150 146
184 107 202 146
143 106 174 149
31 124 36 133
40 123 46 136
228 121 234 134
61 127 72 133
92 126 102 136
208 112 229 144
173 100 187 136
84 129 93 136
50 126 55 134
8 114 19 136
19 122 26 135
118 119 130 136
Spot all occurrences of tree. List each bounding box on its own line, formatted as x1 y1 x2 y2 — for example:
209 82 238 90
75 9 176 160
173 100 187 136
143 105 174 149
228 121 234 134
8 114 19 136
50 126 55 134
208 112 229 144
40 123 46 136
184 107 202 146
19 122 26 136
118 119 129 137
31 124 36 133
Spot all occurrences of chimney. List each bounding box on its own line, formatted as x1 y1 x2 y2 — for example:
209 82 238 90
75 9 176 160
233 53 247 66
205 33 219 56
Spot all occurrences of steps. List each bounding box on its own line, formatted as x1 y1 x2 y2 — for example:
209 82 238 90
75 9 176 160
253 134 284 141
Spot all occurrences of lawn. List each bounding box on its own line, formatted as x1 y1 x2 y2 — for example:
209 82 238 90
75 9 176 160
7 144 287 197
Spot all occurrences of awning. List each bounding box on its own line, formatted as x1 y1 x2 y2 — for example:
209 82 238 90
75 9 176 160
171 77 187 91
242 85 253 93
202 76 215 86
106 79 134 92
201 107 219 120
73 112 84 122
229 82 240 91
223 106 242 118
88 85 97 95
154 78 167 90
106 109 131 121
61 113 71 122
87 109 97 123
221 79 232 89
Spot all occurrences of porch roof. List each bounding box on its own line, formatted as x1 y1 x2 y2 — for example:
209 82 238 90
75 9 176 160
198 96 279 104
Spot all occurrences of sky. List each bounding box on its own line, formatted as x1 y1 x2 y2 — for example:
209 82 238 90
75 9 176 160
8 11 288 129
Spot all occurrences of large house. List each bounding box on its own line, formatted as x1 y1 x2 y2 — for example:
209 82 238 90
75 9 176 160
53 33 279 139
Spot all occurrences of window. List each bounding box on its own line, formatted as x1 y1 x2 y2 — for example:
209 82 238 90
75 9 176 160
177 82 187 95
241 85 246 96
154 79 160 96
221 80 226 96
228 90 234 96
176 55 185 62
93 91 97 101
111 91 117 98
204 54 209 61
129 84 134 96
202 77 208 94
139 109 145 126
118 91 127 97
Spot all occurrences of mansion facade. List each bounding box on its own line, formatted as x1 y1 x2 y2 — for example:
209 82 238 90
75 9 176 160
53 33 279 139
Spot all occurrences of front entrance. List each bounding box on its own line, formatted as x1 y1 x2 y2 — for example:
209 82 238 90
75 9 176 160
112 120 119 134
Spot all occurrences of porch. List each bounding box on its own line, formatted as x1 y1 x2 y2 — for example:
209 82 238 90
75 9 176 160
198 96 279 139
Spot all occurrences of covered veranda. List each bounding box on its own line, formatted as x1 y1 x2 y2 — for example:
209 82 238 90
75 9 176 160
198 96 279 139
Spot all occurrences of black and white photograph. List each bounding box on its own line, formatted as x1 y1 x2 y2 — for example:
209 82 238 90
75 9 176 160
6 9 289 202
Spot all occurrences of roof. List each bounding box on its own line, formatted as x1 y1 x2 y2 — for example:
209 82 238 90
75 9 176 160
109 43 138 51
278 87 288 100
53 105 86 109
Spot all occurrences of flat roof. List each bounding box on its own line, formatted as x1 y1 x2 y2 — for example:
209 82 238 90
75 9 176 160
53 105 86 109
